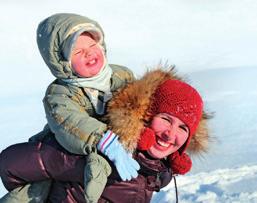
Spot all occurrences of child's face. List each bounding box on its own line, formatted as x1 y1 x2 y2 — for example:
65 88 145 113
71 33 105 78
147 113 189 159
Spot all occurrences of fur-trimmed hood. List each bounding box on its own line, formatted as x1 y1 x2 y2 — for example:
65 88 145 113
106 67 210 155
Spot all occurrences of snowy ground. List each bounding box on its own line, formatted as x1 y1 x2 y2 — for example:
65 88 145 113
1 1 257 202
151 164 257 203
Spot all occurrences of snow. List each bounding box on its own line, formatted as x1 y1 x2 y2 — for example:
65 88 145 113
151 165 257 203
1 1 257 202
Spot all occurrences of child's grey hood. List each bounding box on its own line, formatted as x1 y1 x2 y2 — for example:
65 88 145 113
36 13 106 79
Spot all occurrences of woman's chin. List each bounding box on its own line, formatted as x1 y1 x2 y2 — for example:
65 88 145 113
147 143 178 159
147 148 167 159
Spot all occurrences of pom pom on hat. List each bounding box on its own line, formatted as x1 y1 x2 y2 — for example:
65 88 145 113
168 151 192 175
150 79 203 153
137 127 156 151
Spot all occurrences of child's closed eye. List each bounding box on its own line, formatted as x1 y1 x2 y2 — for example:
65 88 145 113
73 49 83 55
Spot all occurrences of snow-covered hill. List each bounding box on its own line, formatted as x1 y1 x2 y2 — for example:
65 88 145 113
189 67 257 173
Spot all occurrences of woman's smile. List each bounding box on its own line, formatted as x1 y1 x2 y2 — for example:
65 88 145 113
155 136 174 149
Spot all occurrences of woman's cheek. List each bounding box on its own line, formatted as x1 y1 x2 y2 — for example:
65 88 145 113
151 120 167 133
150 119 159 130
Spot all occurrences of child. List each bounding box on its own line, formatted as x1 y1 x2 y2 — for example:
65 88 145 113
1 13 140 203
0 67 211 202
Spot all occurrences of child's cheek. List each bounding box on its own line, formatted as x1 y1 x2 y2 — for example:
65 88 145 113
94 47 105 62
95 45 105 56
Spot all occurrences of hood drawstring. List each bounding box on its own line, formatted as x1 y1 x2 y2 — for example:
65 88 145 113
173 175 179 203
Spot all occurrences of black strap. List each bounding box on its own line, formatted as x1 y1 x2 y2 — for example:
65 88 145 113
173 175 178 203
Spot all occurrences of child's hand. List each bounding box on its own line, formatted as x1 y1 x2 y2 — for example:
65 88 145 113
137 127 156 150
168 151 192 175
97 130 140 181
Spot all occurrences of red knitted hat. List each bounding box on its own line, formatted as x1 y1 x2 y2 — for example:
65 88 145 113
150 79 203 153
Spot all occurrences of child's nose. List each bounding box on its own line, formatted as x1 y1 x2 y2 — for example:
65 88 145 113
85 51 96 58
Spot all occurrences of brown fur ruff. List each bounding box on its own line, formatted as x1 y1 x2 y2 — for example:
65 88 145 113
106 67 210 155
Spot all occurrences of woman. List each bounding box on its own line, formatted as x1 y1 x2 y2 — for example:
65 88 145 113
0 67 210 202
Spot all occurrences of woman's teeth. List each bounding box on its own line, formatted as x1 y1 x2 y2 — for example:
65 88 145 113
88 59 96 65
156 137 170 147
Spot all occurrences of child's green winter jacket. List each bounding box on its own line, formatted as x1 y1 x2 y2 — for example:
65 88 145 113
36 13 134 155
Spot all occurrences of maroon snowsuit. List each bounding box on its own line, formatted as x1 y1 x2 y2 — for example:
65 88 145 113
0 136 172 203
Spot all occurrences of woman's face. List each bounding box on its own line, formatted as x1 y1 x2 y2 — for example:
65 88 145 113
147 113 189 159
71 33 105 78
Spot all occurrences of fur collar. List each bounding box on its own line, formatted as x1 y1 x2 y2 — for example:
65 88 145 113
106 67 210 155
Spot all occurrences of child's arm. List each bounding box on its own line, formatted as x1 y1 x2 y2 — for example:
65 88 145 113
43 82 107 155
